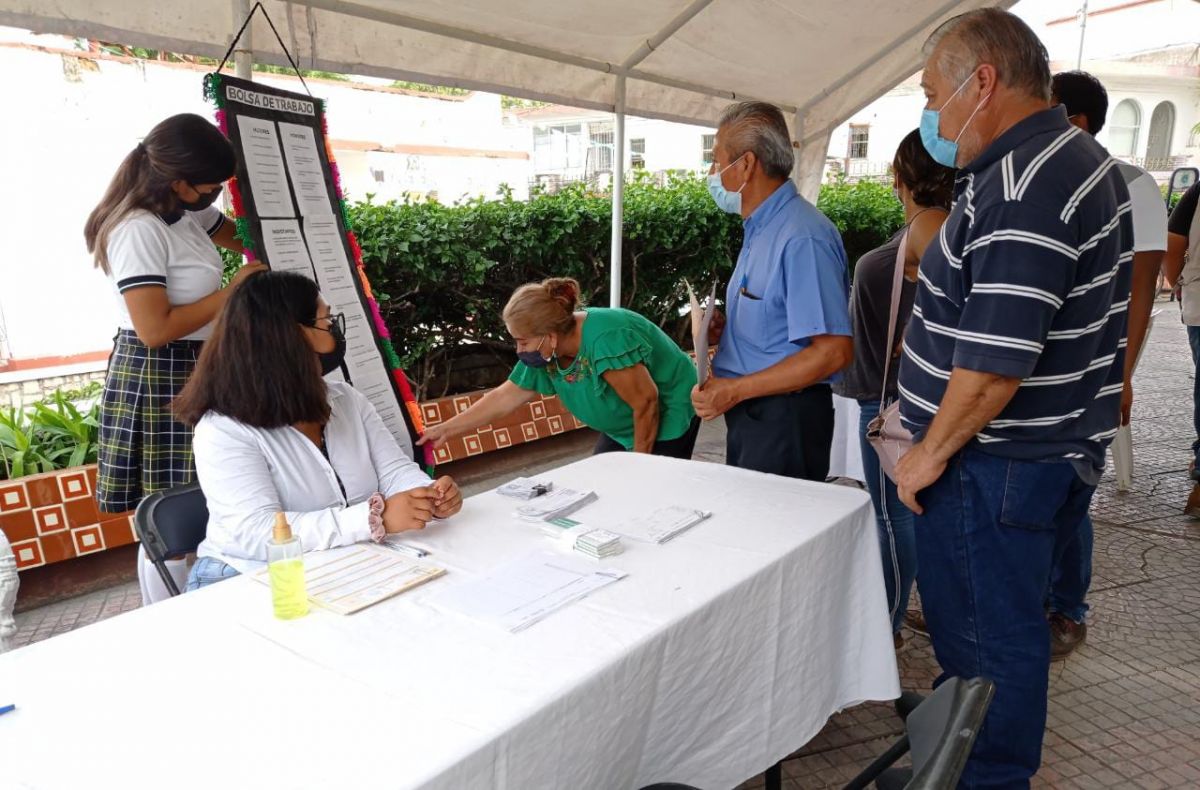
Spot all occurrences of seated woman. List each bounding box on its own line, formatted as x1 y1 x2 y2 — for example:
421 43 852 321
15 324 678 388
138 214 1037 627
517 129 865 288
174 270 462 590
419 277 700 458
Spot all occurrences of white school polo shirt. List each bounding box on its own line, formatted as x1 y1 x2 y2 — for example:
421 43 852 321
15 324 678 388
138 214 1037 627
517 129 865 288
106 205 227 341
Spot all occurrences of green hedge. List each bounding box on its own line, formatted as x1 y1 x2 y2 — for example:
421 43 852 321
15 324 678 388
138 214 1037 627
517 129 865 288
226 175 904 398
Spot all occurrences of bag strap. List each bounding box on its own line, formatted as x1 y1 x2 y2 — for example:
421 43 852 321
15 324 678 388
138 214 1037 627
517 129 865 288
879 230 909 411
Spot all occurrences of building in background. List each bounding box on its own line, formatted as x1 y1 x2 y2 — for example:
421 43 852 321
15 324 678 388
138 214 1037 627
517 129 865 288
0 29 526 401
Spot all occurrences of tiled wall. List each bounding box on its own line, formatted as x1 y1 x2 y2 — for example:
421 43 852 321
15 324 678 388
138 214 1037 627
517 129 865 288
0 466 135 572
420 391 586 465
0 390 585 572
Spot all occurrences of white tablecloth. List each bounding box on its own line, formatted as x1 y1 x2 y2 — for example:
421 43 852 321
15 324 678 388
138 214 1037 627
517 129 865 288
829 394 865 482
0 453 898 790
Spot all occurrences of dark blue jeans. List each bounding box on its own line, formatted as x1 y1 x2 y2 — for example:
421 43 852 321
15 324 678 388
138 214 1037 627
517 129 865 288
858 400 917 635
914 449 1095 789
1190 326 1200 478
1047 515 1092 623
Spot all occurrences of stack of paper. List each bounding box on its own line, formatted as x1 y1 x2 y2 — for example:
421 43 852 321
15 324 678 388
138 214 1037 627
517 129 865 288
612 505 712 545
431 551 627 632
574 529 623 559
516 488 598 522
496 477 554 500
252 544 445 615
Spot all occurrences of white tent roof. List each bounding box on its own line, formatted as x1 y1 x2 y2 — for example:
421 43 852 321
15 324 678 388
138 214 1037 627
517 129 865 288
2 0 1013 141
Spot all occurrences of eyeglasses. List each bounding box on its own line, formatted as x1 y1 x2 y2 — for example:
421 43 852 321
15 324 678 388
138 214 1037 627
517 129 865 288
308 312 346 335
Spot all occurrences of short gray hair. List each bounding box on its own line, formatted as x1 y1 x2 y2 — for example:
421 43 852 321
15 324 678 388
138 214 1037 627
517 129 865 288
717 101 794 179
925 8 1051 101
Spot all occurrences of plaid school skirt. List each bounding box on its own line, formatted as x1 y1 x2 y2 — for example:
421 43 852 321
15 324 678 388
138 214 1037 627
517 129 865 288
96 330 204 514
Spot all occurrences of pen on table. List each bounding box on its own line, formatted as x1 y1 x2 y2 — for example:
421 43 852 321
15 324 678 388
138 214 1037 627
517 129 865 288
0 704 16 716
385 542 429 559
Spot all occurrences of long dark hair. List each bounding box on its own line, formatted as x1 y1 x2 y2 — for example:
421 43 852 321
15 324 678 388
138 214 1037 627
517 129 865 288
174 271 331 428
892 129 955 211
85 113 236 274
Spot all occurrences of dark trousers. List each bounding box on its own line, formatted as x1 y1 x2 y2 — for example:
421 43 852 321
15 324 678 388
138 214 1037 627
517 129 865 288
723 385 834 482
593 416 701 459
915 449 1095 789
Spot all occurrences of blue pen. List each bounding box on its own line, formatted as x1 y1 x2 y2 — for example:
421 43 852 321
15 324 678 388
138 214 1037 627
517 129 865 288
0 704 15 716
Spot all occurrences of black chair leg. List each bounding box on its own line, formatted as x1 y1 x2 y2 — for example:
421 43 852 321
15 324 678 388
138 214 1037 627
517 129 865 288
765 760 783 790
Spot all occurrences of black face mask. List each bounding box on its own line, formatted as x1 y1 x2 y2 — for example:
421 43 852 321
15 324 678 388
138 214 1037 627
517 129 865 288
319 323 348 376
179 184 223 212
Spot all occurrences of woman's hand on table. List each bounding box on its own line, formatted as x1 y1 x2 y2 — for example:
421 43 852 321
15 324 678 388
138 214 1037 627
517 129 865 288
382 487 437 532
431 476 463 519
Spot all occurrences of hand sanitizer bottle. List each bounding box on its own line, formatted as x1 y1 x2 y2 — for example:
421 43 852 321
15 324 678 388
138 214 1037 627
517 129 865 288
267 512 308 620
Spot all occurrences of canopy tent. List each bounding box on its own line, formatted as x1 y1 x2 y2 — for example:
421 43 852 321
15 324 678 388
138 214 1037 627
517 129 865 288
0 0 1015 305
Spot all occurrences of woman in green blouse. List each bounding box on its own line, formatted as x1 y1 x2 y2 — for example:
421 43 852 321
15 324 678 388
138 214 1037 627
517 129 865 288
419 278 700 457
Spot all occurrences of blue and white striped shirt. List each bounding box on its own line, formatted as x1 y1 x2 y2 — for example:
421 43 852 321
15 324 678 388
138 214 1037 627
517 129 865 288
898 107 1132 471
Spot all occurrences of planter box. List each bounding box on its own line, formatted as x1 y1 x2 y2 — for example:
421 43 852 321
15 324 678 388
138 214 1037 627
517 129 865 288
419 390 587 465
0 465 135 572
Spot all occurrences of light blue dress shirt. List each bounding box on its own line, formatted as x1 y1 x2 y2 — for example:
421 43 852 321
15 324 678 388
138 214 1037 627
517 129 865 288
711 181 852 381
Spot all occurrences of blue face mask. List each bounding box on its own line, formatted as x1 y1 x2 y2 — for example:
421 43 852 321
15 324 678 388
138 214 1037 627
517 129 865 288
920 70 989 168
707 153 748 214
517 335 551 368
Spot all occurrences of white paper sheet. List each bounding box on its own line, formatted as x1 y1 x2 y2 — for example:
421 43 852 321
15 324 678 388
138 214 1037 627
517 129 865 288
260 219 315 276
302 217 414 456
432 550 626 632
610 505 711 544
277 122 332 217
235 116 293 218
688 281 717 386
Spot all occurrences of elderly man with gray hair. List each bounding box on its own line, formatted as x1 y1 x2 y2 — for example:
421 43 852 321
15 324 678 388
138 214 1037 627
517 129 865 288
893 9 1132 787
692 101 852 481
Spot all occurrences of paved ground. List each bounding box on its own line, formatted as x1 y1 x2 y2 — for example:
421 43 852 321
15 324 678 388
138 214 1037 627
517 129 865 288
11 301 1200 788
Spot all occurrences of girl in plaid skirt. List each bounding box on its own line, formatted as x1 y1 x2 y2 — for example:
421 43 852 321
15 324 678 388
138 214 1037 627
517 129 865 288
85 113 264 604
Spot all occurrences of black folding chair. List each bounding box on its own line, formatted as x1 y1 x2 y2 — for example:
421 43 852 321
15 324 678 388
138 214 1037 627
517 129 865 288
843 676 996 790
132 482 209 597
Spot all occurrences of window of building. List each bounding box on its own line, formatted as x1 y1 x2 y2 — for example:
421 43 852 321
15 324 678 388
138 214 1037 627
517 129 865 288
702 133 716 167
630 137 646 169
848 125 870 160
533 122 585 170
1108 99 1141 158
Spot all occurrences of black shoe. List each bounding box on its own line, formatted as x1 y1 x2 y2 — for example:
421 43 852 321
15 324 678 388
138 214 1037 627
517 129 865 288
1049 612 1087 660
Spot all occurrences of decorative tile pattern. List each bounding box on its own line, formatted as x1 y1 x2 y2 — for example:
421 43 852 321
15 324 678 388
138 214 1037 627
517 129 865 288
415 389 590 465
0 464 134 573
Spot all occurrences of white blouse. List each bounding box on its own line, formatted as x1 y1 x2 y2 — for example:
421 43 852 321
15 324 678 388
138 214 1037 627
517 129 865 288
193 382 432 572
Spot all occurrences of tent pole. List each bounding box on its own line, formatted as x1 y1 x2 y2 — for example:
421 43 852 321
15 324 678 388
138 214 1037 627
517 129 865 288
610 75 626 308
233 0 253 79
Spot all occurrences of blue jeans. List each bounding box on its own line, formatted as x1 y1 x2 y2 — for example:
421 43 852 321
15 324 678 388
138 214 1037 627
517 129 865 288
857 399 917 635
186 557 240 591
1190 326 1200 478
1047 515 1092 623
914 449 1094 789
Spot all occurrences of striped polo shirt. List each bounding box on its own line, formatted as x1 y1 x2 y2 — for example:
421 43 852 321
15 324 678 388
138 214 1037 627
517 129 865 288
898 106 1132 472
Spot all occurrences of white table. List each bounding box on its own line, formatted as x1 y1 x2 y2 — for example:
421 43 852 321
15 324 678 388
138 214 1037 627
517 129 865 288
0 453 898 790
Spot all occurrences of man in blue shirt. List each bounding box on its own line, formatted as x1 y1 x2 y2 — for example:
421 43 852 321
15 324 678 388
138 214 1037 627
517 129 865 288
691 101 852 481
895 9 1130 788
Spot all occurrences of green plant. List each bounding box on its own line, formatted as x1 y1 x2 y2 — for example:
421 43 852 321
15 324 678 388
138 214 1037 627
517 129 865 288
351 173 745 398
816 177 905 266
0 387 101 481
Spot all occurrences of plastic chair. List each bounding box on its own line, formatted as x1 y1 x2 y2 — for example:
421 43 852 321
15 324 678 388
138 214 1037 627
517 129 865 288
132 482 209 597
842 676 995 790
